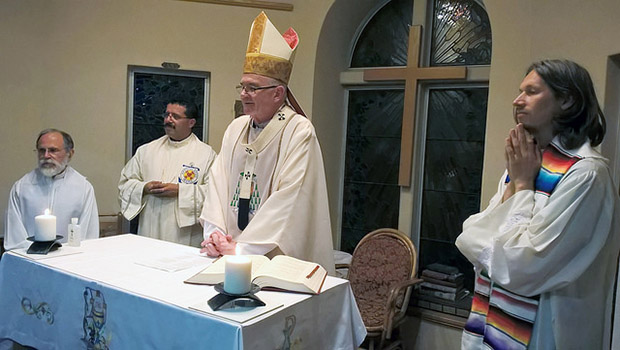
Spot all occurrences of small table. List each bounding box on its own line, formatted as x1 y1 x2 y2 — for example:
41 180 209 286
0 234 366 349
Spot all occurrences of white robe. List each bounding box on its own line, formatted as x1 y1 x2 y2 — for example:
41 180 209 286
4 166 99 251
200 106 335 274
456 139 620 349
119 134 216 246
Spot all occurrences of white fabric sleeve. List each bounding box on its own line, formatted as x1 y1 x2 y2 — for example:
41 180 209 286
4 182 30 251
80 182 100 240
177 183 206 228
456 160 616 296
118 152 147 221
236 242 277 255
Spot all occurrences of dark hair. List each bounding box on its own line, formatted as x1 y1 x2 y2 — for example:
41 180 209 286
167 99 200 120
36 128 74 151
527 59 606 148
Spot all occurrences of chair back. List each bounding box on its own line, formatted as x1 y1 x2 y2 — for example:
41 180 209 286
348 228 419 348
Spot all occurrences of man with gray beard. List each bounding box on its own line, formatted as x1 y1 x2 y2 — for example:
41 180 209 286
4 129 99 251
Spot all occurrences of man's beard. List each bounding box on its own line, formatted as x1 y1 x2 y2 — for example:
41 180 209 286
38 157 69 177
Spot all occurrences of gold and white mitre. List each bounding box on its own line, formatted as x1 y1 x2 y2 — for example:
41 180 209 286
243 11 299 84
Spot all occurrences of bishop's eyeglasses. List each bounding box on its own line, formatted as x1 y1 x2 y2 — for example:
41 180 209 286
236 84 279 95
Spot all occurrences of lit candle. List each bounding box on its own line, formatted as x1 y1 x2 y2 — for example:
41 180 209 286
224 254 252 295
34 209 56 242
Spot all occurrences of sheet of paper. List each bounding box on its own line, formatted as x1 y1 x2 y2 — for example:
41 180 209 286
135 252 213 272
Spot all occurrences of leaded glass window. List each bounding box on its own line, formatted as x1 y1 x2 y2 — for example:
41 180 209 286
130 67 208 156
341 89 403 253
350 0 413 68
419 87 488 293
342 0 491 318
430 0 491 66
342 0 413 253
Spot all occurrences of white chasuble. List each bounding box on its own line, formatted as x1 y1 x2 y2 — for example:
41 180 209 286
119 134 216 246
201 106 335 274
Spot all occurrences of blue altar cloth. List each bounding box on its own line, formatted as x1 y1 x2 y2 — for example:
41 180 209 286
0 234 366 349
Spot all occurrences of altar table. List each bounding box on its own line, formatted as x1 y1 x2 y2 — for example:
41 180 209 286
0 234 366 349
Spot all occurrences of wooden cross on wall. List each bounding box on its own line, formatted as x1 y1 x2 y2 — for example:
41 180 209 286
364 25 467 187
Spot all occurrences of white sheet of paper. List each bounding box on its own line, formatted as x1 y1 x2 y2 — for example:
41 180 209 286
135 252 213 272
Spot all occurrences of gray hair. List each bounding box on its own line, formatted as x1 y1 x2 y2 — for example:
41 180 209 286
36 128 74 151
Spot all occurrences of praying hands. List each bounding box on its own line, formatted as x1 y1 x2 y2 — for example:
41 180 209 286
200 231 237 257
502 123 542 202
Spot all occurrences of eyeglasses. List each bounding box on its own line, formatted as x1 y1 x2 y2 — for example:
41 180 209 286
35 147 64 156
235 84 279 95
162 111 187 120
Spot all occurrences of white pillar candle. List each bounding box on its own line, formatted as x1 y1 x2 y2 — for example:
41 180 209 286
34 209 56 241
224 255 252 295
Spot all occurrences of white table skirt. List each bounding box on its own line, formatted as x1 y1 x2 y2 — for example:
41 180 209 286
0 234 366 349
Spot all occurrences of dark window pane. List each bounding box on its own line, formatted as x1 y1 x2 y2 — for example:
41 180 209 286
341 89 403 253
340 227 371 255
350 0 413 68
427 89 488 141
345 90 403 184
430 0 492 66
132 72 205 155
421 190 480 241
423 140 484 193
341 182 400 253
420 87 487 295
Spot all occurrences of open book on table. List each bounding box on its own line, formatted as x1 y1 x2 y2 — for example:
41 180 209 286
184 255 327 294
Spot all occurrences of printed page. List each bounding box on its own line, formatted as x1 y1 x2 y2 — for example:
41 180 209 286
253 255 326 293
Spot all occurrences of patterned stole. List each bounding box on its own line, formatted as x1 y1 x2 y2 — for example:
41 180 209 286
463 143 582 349
237 107 295 230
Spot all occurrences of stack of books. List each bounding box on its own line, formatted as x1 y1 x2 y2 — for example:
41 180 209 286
414 263 471 317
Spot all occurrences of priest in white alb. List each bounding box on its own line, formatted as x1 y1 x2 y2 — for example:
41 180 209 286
456 60 620 350
119 100 216 246
200 12 335 274
5 129 99 251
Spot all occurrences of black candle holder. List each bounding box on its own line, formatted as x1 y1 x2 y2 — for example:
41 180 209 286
27 235 63 255
208 283 265 311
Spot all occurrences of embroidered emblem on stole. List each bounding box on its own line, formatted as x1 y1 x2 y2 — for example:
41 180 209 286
179 164 200 184
464 143 582 349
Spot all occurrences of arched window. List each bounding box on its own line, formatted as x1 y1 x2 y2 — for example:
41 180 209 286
341 0 491 318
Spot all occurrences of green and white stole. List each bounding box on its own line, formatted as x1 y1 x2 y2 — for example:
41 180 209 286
236 107 295 230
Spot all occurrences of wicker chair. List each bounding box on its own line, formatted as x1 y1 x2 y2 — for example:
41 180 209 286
347 228 423 350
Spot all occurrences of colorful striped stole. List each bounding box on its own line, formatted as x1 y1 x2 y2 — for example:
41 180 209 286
463 143 582 349
505 143 583 197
